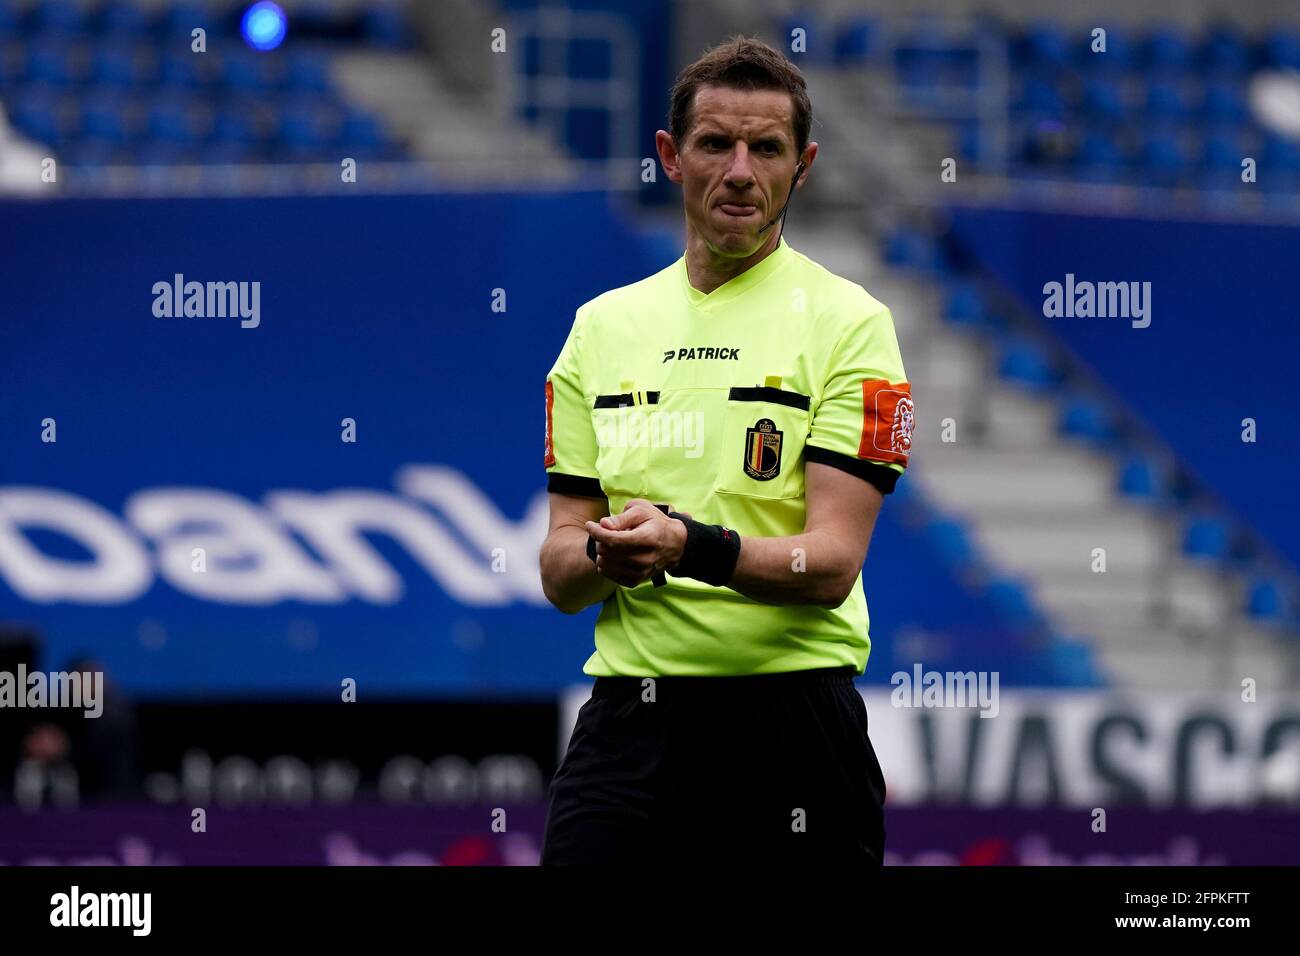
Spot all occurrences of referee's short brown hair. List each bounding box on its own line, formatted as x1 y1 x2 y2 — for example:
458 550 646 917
669 36 813 154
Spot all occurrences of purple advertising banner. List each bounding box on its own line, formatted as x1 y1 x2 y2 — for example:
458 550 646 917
880 805 1300 866
0 803 549 866
1 803 1297 865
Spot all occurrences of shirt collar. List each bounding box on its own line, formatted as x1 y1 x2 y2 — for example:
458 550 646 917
678 237 793 310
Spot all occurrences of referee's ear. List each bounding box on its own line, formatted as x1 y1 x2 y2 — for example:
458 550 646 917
794 142 818 188
655 130 683 184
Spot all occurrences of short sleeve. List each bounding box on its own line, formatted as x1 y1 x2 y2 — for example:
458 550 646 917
805 304 913 495
544 308 606 498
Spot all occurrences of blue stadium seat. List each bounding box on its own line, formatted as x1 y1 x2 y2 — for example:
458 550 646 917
567 37 613 80
1183 516 1231 561
893 53 929 93
894 17 959 69
135 140 196 165
562 106 611 160
211 103 262 148
1258 169 1300 195
0 41 27 87
80 93 134 144
25 42 81 87
9 87 63 143
200 140 258 164
278 107 329 148
1076 129 1124 179
148 97 206 145
1059 396 1116 443
1145 80 1194 120
883 226 944 271
286 50 332 93
1138 130 1190 184
999 338 1059 390
1246 578 1288 621
1144 25 1193 70
944 281 986 325
1265 29 1300 69
956 120 982 163
834 16 879 65
521 32 543 78
340 112 385 156
31 0 89 35
92 43 155 88
1021 21 1070 68
277 103 342 159
223 54 283 93
158 51 207 90
1014 74 1063 115
62 136 122 165
1008 120 1040 159
99 1 153 39
1262 135 1300 172
1116 453 1165 500
159 2 210 37
1011 158 1063 181
1200 130 1247 178
1201 25 1251 73
1201 79 1247 122
1048 636 1104 686
894 21 981 98
1082 77 1123 120
363 4 409 48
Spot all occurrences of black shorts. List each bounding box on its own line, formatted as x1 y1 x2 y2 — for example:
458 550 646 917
541 665 887 866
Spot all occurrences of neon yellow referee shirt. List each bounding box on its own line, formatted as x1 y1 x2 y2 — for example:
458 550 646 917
544 237 913 677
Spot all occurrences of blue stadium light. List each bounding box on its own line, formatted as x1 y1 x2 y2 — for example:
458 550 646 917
241 2 287 51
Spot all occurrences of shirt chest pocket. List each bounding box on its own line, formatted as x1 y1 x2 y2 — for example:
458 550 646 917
590 388 658 498
713 386 811 501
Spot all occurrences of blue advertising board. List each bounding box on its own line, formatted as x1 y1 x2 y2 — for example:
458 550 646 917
0 191 675 695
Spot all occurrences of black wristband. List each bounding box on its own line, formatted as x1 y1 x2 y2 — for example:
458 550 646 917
586 534 597 563
665 513 741 586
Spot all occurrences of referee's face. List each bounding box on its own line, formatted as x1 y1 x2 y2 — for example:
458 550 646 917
667 85 806 258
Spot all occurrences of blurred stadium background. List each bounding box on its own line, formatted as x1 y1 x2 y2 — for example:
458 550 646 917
1 0 1299 865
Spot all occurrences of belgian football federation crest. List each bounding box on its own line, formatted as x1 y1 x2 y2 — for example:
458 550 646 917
743 417 783 481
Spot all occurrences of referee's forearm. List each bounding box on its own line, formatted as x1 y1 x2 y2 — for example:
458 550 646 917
725 530 861 608
540 526 617 614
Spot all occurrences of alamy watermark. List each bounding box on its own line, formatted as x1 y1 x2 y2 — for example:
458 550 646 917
890 664 1000 718
594 409 704 458
1042 273 1151 328
0 665 103 718
50 886 151 936
152 274 260 328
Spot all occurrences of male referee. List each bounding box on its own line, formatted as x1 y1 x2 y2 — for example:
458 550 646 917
538 36 913 866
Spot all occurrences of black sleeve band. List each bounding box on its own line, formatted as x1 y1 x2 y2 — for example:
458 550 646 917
547 472 607 498
803 445 901 495
665 513 741 587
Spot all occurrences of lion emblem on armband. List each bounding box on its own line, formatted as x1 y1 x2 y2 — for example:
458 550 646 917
891 396 914 456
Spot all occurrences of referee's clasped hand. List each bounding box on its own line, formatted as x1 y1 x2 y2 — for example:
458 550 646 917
586 499 690 588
